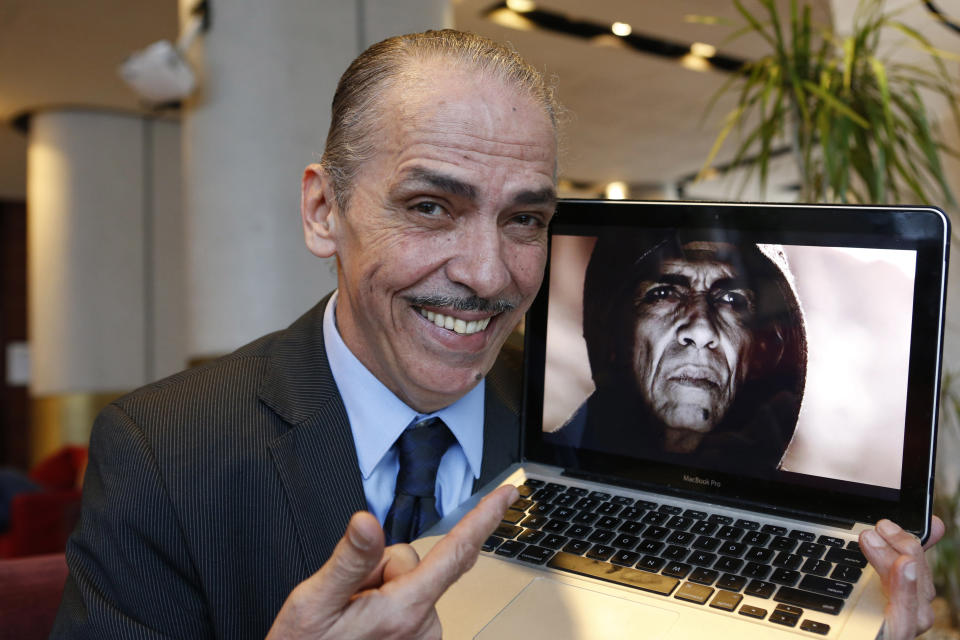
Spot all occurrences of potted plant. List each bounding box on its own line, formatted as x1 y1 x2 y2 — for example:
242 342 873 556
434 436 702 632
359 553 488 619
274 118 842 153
695 0 959 206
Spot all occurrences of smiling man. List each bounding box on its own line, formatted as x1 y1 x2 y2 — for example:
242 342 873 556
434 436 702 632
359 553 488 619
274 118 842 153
55 30 941 640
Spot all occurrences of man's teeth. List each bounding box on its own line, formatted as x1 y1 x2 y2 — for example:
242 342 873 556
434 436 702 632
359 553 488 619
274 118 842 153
418 309 491 335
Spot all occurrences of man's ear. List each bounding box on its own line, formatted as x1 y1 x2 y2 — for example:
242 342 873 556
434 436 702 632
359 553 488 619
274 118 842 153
301 163 340 258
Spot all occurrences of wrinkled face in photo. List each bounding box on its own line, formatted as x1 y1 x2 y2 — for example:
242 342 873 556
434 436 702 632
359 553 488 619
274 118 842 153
631 242 755 449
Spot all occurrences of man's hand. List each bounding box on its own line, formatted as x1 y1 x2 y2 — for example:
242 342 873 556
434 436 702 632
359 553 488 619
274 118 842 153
267 484 518 639
860 516 946 640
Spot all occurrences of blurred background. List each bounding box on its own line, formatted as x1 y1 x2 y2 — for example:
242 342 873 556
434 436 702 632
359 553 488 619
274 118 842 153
1 0 959 634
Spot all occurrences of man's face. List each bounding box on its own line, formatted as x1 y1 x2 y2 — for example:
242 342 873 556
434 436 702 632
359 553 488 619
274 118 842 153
305 61 557 413
631 242 755 451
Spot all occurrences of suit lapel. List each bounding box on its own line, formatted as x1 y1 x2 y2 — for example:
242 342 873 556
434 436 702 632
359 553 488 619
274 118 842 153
259 297 367 571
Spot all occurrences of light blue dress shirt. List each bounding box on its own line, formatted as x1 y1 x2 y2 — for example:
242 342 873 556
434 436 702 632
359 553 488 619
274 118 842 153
323 291 485 525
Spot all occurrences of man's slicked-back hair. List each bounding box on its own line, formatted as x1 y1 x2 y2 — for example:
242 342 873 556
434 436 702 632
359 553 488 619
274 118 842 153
320 29 560 212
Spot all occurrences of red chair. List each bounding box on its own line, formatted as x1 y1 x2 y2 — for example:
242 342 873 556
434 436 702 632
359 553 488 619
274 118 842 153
0 553 68 639
0 446 87 558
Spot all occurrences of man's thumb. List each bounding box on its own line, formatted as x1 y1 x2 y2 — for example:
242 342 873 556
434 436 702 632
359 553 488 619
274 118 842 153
313 512 386 608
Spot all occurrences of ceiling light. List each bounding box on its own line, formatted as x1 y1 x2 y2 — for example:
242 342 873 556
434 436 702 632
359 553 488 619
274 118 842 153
488 8 535 30
680 54 710 72
605 181 629 200
506 0 536 12
611 22 632 37
690 42 717 58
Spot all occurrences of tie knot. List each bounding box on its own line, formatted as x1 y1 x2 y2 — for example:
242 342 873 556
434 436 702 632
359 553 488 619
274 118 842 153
395 417 455 498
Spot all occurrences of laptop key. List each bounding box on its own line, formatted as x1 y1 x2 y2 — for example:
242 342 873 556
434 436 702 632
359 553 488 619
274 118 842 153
773 552 803 570
714 557 743 573
744 579 776 599
612 533 640 550
689 568 720 585
743 531 770 546
551 507 576 521
762 524 787 536
530 503 555 516
769 610 800 627
710 590 742 611
717 573 747 592
494 524 522 538
522 478 545 487
518 545 554 564
684 509 708 520
595 516 621 530
563 539 591 555
745 547 774 563
612 495 634 505
666 531 694 546
637 555 667 572
790 529 816 541
516 485 535 498
690 521 718 536
825 547 867 568
587 529 614 544
797 542 826 558
718 525 745 540
770 568 800 586
540 534 568 549
544 519 570 534
566 486 588 496
532 489 557 502
800 620 831 635
482 535 504 552
596 502 622 516
666 515 692 530
735 519 760 530
658 504 683 515
708 514 733 525
662 561 692 579
719 541 747 557
495 540 525 557
575 498 600 511
818 535 845 547
832 564 863 584
520 514 548 529
634 499 658 510
738 604 767 619
642 512 669 525
693 536 721 551
802 558 831 576
769 536 798 552
511 498 534 511
589 491 611 501
553 493 578 507
547 552 679 596
566 524 592 539
572 510 599 525
799 575 854 599
674 581 714 604
518 529 546 544
742 562 771 579
643 525 669 540
662 545 689 561
774 586 845 615
586 544 616 561
689 551 717 567
611 550 642 566
637 540 664 554
619 521 644 535
502 509 526 524
619 507 644 521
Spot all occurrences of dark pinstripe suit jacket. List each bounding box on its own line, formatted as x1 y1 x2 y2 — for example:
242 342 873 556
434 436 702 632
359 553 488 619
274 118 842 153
52 297 522 639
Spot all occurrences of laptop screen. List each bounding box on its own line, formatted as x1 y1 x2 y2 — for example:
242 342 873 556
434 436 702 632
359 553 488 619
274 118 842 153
524 200 948 539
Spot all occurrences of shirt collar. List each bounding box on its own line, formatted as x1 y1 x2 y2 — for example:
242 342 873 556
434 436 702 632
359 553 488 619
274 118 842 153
323 291 484 480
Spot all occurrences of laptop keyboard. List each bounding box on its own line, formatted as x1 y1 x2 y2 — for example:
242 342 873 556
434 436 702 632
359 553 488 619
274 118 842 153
482 477 869 635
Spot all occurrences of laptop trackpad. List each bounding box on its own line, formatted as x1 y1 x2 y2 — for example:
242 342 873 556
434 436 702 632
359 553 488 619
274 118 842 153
475 577 679 640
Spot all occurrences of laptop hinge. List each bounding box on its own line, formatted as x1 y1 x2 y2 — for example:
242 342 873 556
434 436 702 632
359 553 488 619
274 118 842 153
561 469 858 530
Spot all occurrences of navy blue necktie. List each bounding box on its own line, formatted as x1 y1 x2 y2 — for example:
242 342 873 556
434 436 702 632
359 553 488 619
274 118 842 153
383 417 456 545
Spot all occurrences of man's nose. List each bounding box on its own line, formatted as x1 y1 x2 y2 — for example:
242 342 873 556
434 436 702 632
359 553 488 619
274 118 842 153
675 296 719 349
444 223 512 297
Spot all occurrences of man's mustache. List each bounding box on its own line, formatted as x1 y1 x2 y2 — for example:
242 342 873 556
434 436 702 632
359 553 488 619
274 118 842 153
407 294 517 314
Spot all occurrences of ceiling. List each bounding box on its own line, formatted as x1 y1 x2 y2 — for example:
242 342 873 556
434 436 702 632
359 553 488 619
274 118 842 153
1 0 957 200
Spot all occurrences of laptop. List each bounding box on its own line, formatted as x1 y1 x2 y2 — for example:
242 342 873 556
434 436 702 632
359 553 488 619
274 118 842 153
411 200 949 639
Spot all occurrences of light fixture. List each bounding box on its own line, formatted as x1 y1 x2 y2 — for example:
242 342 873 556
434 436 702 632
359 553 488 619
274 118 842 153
488 7 535 30
506 0 536 12
611 21 632 37
605 181 629 200
680 54 710 72
690 42 717 58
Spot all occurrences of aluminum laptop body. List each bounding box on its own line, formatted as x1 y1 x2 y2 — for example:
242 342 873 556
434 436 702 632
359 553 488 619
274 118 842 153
412 200 948 640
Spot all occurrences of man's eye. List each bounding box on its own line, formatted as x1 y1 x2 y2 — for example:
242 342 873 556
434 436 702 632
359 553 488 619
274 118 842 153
510 213 544 228
412 201 446 217
714 290 753 313
640 286 679 303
